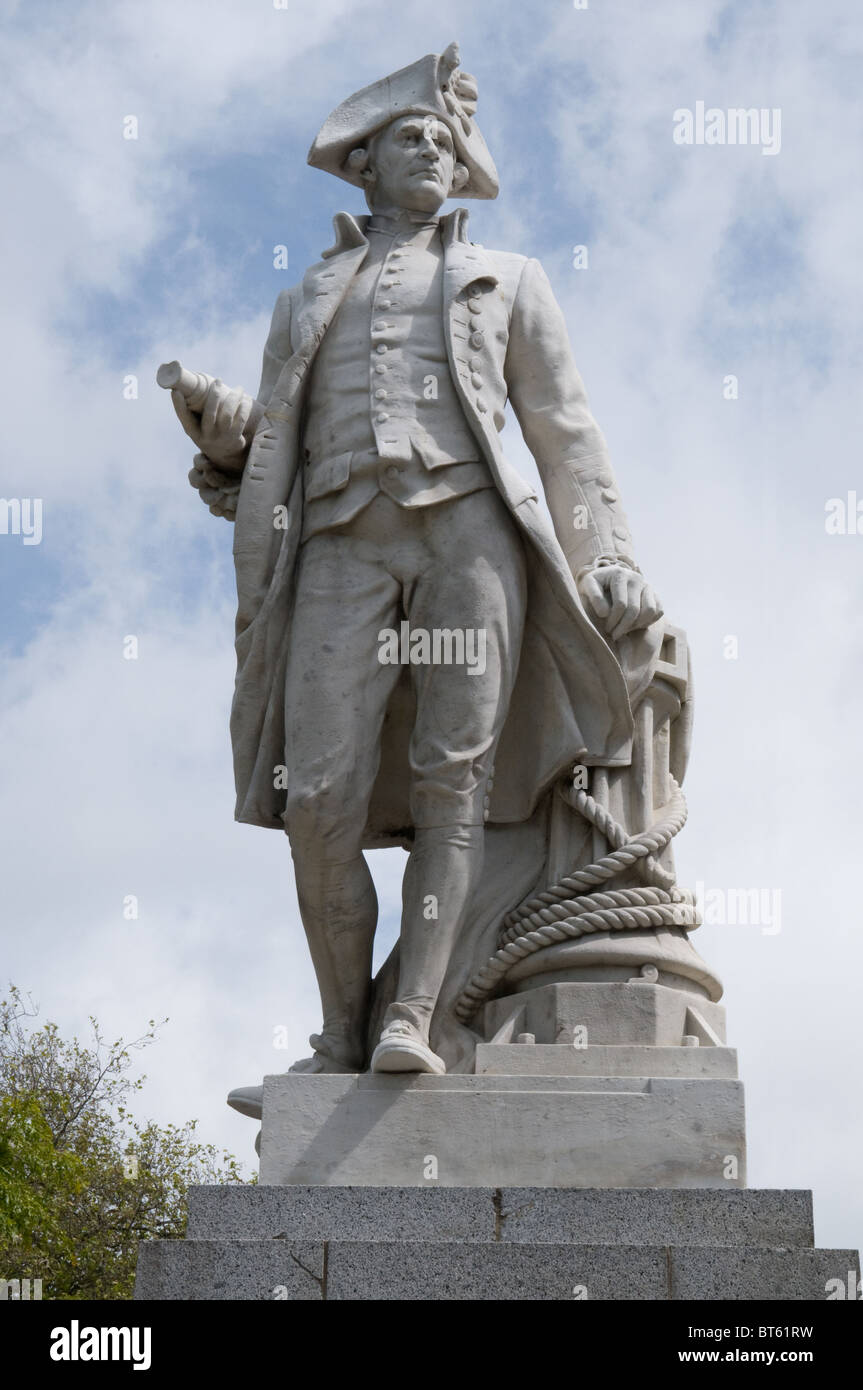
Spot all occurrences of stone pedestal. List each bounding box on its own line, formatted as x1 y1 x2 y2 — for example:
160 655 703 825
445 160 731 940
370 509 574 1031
133 981 859 1299
258 1069 746 1189
135 1187 859 1300
257 979 744 1190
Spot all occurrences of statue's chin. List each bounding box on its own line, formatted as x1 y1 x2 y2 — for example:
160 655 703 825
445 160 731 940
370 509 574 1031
393 180 447 213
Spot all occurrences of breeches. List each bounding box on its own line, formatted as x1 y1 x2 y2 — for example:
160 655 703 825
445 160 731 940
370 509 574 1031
284 486 528 856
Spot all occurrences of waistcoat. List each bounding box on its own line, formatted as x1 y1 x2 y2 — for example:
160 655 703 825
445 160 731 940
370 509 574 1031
301 212 492 539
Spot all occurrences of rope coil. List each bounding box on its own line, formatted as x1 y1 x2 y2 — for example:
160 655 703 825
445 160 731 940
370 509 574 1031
453 775 699 1023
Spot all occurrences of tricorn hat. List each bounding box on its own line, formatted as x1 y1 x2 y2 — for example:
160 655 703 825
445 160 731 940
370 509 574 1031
307 41 499 200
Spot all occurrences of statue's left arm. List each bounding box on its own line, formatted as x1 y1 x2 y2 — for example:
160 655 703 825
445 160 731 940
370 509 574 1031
504 258 662 641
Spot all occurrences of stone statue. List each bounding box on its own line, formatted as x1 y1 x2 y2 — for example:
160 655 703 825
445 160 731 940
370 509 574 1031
138 43 860 1298
159 42 714 1105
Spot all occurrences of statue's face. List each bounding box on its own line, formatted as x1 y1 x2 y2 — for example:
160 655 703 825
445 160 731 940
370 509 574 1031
367 114 456 212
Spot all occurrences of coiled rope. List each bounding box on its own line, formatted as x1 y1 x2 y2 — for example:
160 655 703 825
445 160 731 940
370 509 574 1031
453 776 699 1022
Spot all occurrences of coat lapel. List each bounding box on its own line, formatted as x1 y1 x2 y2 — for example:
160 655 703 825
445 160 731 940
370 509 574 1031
439 210 537 506
292 215 370 360
260 215 369 419
288 207 496 386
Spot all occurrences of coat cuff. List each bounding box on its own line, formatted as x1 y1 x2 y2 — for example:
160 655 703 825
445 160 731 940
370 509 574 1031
576 553 642 584
188 452 242 520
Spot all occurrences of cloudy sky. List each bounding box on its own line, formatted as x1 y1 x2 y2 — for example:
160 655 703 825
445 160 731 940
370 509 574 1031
2 0 861 1266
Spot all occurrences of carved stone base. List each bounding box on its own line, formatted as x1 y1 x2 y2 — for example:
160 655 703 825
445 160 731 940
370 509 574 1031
256 1071 746 1188
481 979 727 1048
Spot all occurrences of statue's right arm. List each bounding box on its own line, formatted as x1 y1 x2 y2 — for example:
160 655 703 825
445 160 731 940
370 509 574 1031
182 289 295 519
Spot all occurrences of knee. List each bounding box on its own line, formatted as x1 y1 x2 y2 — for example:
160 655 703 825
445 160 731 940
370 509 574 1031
285 782 365 859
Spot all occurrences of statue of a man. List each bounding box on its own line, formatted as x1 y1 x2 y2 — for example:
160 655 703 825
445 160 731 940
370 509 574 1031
166 43 661 1079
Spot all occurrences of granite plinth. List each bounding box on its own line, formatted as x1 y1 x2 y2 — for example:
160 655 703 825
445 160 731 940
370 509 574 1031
186 1185 812 1246
135 1188 858 1301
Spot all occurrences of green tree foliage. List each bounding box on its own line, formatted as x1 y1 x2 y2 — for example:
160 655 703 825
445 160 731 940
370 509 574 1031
0 985 251 1299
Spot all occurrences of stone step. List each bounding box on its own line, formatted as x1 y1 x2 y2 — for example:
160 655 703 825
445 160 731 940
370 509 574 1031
186 1186 814 1247
474 1043 738 1078
135 1238 860 1301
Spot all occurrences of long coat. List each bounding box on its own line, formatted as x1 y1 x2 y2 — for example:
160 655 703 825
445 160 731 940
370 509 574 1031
228 207 636 844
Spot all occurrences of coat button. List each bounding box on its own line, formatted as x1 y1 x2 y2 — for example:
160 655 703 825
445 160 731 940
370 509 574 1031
613 526 629 542
374 320 388 330
469 317 482 331
476 399 488 413
375 389 388 399
468 297 482 313
601 489 618 502
376 412 390 422
376 345 388 354
471 374 483 389
469 358 481 371
379 300 392 309
470 332 484 349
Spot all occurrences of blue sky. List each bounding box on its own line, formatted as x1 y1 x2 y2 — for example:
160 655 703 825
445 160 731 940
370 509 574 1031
2 0 862 1266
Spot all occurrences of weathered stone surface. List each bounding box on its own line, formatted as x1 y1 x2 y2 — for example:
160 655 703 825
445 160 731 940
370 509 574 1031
133 1239 323 1301
474 1043 738 1077
186 1185 493 1243
324 1242 669 1301
669 1248 861 1302
494 1188 812 1248
258 1073 746 1188
325 1243 861 1302
186 1185 813 1248
482 981 727 1048
135 1234 859 1301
